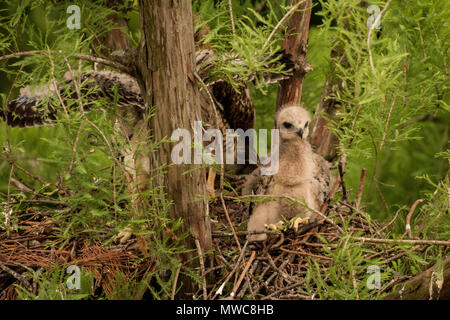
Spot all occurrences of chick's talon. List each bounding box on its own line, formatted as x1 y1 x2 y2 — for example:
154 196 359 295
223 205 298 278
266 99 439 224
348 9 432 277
264 220 284 231
114 227 133 244
289 216 310 232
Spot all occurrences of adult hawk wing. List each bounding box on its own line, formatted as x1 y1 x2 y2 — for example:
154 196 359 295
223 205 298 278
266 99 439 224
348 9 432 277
1 49 292 138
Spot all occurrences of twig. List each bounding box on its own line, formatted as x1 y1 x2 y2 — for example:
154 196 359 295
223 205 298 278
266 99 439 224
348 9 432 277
416 22 427 59
378 275 411 296
3 66 25 223
338 142 347 200
64 59 130 181
6 164 14 228
380 250 409 265
213 240 249 300
263 0 305 50
3 65 24 152
67 122 85 175
380 95 397 151
349 252 360 300
0 264 31 288
279 247 332 261
9 162 53 188
355 168 366 210
212 229 279 237
48 53 70 124
227 0 236 37
354 237 450 246
261 280 306 300
231 250 256 298
219 194 242 251
266 251 295 282
0 50 133 75
430 23 449 76
375 181 390 216
193 71 241 253
237 260 259 299
9 177 33 193
320 174 340 213
195 239 208 300
5 199 67 206
338 165 347 201
402 43 408 108
379 205 405 233
404 198 425 239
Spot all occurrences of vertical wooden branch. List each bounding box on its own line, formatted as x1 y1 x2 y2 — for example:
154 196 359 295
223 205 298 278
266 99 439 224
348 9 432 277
275 0 313 111
137 0 212 297
309 74 341 160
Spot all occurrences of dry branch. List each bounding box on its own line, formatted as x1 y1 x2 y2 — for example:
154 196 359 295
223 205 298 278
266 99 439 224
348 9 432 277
386 257 450 300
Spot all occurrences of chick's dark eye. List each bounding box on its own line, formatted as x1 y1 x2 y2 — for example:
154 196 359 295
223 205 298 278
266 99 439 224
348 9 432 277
304 121 309 128
283 122 293 129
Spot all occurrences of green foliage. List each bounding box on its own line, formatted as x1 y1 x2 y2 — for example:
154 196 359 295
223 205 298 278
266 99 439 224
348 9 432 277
194 0 292 90
415 176 450 240
105 270 151 300
303 235 389 300
314 0 449 220
16 264 94 300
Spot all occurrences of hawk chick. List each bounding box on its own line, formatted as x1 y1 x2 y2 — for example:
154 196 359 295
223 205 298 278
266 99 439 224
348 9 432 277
245 105 332 241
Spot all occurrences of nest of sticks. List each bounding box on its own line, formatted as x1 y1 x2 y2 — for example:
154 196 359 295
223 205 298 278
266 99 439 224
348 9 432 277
202 173 449 300
207 198 383 299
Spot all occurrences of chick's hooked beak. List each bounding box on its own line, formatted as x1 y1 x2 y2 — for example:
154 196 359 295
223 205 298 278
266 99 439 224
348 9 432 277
296 128 304 139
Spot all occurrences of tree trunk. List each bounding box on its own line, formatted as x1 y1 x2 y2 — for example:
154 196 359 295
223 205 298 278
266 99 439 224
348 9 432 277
275 0 313 111
136 0 212 297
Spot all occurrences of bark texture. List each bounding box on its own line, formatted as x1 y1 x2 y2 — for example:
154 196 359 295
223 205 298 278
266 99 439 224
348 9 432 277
136 0 212 296
275 0 313 111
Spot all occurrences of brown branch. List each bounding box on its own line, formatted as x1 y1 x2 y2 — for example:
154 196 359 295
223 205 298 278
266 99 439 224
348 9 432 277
67 122 85 175
354 237 450 246
0 50 133 75
227 0 236 37
212 230 280 237
194 239 208 300
48 54 70 124
404 198 425 239
63 59 130 182
279 247 332 261
0 264 31 289
262 1 305 50
338 143 347 200
4 199 67 205
380 95 397 151
379 205 405 233
9 177 33 193
386 257 450 300
212 241 249 300
430 23 449 76
275 0 313 110
355 168 366 210
231 250 256 298
261 280 306 300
